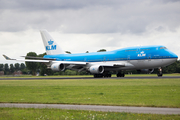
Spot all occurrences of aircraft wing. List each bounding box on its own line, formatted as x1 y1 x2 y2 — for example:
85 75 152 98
3 54 133 68
3 55 87 65
21 56 56 60
3 55 50 63
89 62 134 67
51 61 87 65
51 61 133 67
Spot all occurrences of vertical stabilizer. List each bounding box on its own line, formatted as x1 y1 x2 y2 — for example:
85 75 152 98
40 29 65 55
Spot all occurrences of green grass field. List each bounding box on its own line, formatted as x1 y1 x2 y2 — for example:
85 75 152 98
0 78 180 108
0 77 180 119
0 108 180 120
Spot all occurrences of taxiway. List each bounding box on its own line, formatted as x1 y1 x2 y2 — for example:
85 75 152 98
0 103 180 115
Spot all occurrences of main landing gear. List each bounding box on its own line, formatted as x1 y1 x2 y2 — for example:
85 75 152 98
93 73 112 78
157 67 163 77
93 71 125 78
116 71 125 77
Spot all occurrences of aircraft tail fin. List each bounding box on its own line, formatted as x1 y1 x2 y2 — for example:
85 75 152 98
40 29 65 55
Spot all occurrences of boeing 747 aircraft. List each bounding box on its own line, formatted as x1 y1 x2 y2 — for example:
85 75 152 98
3 30 178 78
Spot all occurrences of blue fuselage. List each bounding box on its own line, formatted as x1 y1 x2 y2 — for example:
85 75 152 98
44 45 178 62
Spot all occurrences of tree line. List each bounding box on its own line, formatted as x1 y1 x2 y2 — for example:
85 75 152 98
0 63 27 75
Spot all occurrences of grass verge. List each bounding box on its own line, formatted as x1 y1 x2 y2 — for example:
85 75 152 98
0 79 180 108
0 108 180 120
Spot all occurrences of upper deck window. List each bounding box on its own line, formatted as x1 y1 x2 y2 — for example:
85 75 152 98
125 49 136 52
160 47 167 49
140 49 150 51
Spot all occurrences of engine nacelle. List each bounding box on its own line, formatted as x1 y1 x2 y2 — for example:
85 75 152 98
89 65 104 74
51 63 65 71
137 69 154 74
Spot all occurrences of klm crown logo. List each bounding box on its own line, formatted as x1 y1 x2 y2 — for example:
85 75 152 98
46 39 56 51
48 40 54 45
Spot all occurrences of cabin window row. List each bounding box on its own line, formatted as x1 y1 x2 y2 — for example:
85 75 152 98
125 49 150 52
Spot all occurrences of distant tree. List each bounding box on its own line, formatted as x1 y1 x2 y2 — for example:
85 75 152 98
4 64 9 70
25 52 38 75
10 64 14 73
0 64 4 71
38 53 54 76
65 51 71 54
175 61 180 73
4 63 9 75
163 61 177 73
64 69 76 75
20 63 26 70
14 63 20 71
38 53 47 76
97 49 106 52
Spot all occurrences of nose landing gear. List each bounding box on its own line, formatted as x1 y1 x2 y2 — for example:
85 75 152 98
157 68 163 77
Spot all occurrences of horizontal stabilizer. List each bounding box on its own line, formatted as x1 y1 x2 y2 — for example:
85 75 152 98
3 55 15 60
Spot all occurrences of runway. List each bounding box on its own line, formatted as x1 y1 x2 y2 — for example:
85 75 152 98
0 76 180 80
0 103 180 115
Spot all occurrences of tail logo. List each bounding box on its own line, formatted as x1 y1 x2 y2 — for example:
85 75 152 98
46 39 56 50
48 39 54 45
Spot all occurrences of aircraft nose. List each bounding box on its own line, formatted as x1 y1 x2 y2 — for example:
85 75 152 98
170 51 178 59
166 49 178 60
172 53 178 59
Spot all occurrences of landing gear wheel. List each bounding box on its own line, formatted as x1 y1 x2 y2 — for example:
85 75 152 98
102 72 112 78
157 74 162 77
94 73 111 78
157 68 163 77
117 73 120 77
122 73 125 77
104 74 112 78
117 72 125 77
94 74 103 78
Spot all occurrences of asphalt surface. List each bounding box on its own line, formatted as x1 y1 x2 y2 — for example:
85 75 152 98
1 76 180 80
0 103 180 115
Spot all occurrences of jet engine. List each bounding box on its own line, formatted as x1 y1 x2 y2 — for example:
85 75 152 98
137 69 154 74
89 65 104 74
51 63 65 71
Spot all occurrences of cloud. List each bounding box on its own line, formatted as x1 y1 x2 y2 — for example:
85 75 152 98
0 0 129 11
0 0 180 64
0 0 180 34
1 27 180 64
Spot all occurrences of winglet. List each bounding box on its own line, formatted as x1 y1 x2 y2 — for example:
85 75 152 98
3 55 15 60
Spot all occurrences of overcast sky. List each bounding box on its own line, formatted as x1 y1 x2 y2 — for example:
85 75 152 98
0 0 180 64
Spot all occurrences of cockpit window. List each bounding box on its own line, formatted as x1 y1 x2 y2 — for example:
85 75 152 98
160 47 167 49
